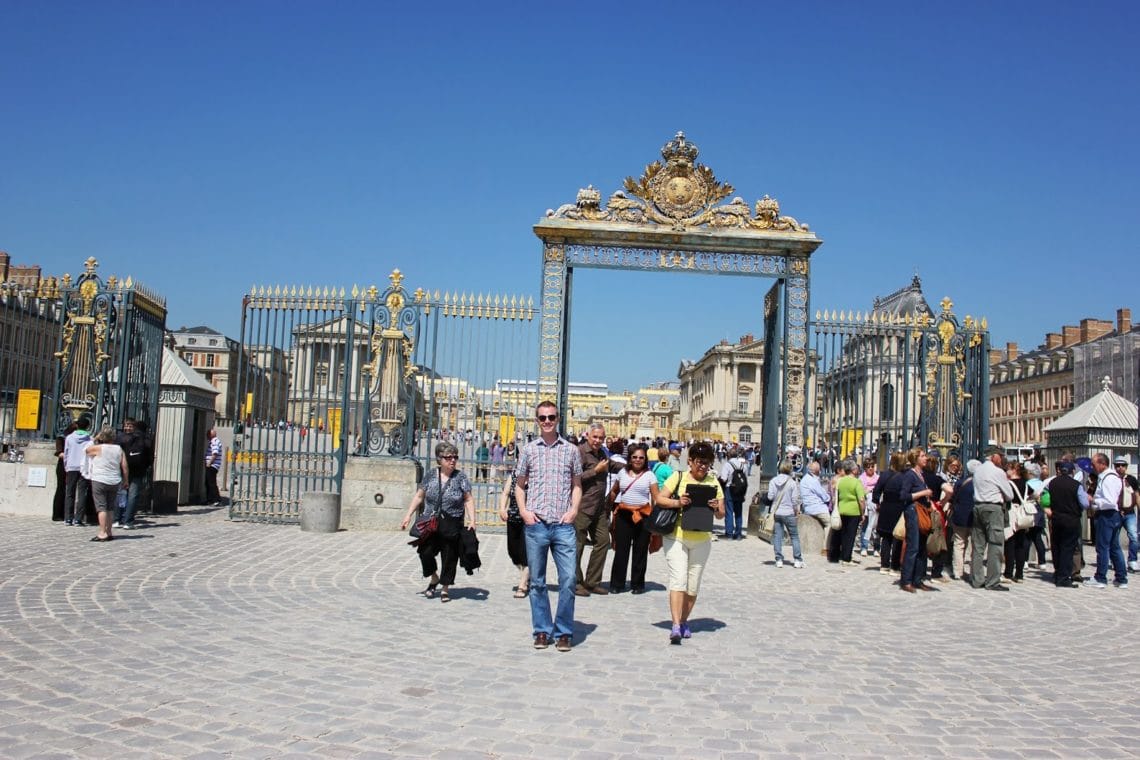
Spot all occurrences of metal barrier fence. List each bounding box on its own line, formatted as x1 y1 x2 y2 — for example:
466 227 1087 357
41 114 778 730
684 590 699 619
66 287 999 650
231 272 539 524
808 295 989 471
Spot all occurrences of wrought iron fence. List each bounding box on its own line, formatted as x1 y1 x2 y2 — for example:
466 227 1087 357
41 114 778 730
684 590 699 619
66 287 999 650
808 297 989 472
231 271 539 524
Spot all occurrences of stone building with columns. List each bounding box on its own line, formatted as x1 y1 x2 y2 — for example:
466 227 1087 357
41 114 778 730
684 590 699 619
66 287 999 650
678 333 766 444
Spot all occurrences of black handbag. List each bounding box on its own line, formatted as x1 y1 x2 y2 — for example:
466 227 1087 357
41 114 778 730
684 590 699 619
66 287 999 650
645 504 680 535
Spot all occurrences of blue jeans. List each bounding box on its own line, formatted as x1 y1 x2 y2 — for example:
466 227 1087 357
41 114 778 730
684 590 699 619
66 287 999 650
900 504 927 587
773 513 802 562
1123 511 1138 563
723 491 743 538
859 505 878 551
1093 510 1128 584
524 521 577 639
116 475 146 525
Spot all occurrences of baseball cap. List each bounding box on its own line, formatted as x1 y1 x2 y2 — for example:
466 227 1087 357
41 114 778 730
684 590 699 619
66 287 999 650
1114 455 1129 466
669 442 682 452
983 444 1003 458
1055 460 1075 474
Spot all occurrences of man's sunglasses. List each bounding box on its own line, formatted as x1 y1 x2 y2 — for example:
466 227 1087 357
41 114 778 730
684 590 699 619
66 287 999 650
537 414 558 422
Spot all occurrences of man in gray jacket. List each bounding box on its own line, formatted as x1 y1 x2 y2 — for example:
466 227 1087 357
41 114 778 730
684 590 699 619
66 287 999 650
970 445 1014 591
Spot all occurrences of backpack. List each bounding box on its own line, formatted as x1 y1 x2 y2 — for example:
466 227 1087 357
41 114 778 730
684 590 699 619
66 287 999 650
729 462 748 498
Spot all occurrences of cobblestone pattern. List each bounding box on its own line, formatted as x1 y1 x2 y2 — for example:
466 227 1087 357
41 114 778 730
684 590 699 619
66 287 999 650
0 509 1136 758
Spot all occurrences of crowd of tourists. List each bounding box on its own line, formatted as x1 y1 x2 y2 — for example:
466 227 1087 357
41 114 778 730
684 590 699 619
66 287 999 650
404 402 729 650
766 446 1137 593
402 404 1137 650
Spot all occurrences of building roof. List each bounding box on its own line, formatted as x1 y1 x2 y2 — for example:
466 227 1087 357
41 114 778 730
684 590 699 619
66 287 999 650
1043 379 1136 432
173 325 224 335
871 275 932 319
161 348 219 394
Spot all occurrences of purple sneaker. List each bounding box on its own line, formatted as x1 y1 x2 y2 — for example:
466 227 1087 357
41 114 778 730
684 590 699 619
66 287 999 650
669 625 682 645
680 622 692 639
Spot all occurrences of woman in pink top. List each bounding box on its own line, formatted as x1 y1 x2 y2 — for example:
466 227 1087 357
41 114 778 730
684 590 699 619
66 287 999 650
858 457 880 556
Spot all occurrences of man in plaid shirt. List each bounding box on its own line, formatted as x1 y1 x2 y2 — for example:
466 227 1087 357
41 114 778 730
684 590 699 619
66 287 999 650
515 401 582 652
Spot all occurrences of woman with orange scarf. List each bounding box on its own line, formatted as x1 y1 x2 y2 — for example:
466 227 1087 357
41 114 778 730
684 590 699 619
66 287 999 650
608 444 659 594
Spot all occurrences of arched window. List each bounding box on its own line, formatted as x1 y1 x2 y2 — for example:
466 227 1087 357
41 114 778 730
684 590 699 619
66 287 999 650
880 383 895 421
739 425 753 443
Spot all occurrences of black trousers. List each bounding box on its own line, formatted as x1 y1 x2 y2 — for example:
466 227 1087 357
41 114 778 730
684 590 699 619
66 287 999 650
205 466 221 504
1004 532 1029 580
879 534 903 570
417 515 465 585
828 514 861 562
1051 520 1081 585
610 508 650 590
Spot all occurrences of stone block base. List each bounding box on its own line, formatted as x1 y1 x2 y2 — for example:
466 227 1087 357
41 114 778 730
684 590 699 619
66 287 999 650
757 512 829 555
339 456 421 530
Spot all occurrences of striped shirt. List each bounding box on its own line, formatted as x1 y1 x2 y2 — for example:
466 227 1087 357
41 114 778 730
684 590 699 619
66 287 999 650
515 436 582 522
206 436 223 470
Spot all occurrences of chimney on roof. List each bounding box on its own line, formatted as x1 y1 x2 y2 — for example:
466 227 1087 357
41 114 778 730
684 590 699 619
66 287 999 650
1118 308 1132 334
0 251 8 280
739 333 754 345
1044 333 1063 349
1006 342 1018 362
989 349 1004 365
1079 318 1113 343
1062 325 1080 346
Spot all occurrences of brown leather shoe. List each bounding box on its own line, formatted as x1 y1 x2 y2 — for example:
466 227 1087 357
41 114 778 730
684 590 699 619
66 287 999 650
555 635 572 652
533 633 550 649
900 584 917 593
590 586 609 595
574 585 591 597
918 583 936 591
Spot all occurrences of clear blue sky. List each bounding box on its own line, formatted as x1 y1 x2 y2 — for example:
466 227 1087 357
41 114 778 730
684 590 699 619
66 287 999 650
3 1 1137 391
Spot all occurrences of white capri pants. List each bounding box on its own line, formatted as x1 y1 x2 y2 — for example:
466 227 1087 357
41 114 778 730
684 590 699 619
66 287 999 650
663 534 712 595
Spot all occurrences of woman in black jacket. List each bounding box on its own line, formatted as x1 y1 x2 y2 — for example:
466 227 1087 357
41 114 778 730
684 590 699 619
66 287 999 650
874 451 907 576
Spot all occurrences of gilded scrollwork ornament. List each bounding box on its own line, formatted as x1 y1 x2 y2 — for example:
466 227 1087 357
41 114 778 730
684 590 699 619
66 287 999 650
546 132 812 234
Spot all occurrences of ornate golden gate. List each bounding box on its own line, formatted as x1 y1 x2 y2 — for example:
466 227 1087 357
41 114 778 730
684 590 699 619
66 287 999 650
231 271 538 524
535 133 821 476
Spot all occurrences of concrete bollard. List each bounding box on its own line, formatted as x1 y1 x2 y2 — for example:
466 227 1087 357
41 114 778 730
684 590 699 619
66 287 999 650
300 492 341 533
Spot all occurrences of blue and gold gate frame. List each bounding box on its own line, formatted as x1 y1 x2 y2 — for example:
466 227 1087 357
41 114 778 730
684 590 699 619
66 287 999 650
534 133 821 476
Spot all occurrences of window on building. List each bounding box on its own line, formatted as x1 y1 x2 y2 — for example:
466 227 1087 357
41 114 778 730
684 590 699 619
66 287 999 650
206 354 216 368
188 338 196 345
738 364 756 383
737 388 750 413
880 383 895 421
739 425 753 443
209 339 218 346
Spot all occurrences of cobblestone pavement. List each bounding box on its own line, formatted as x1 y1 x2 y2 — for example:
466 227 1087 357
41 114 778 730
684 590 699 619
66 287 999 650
1 509 1137 759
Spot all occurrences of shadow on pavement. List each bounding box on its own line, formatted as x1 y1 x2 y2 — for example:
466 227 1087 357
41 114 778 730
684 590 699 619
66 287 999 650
447 586 489 602
571 621 598 642
651 617 727 633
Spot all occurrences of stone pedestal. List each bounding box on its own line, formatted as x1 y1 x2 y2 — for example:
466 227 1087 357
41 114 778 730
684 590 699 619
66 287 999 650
757 512 828 556
339 456 421 530
300 492 341 533
0 442 57 518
